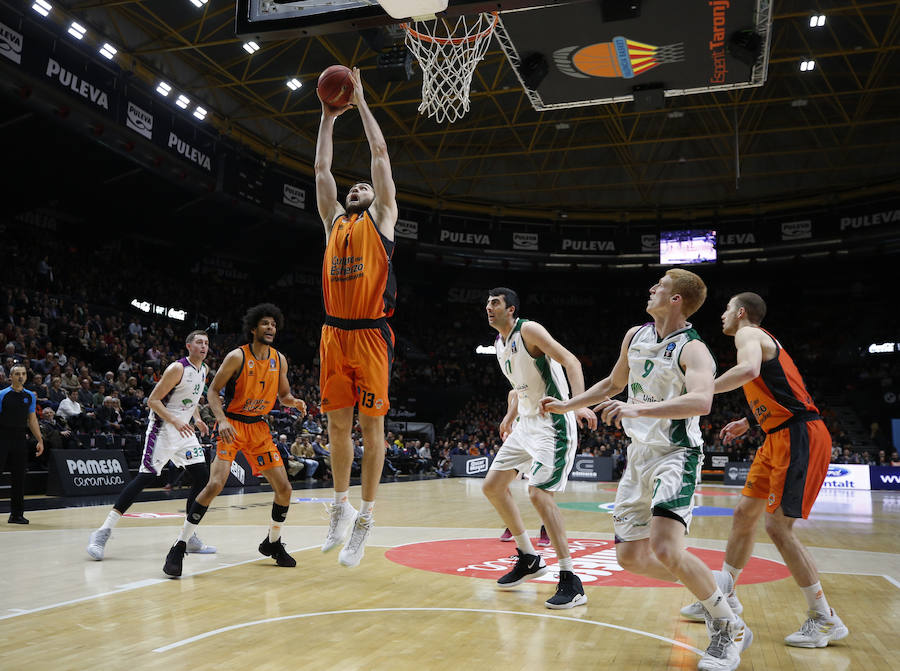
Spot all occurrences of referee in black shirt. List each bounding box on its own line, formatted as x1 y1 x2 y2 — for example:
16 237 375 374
1 364 44 523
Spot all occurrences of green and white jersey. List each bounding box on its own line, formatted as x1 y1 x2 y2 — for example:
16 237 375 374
623 322 711 449
495 318 570 417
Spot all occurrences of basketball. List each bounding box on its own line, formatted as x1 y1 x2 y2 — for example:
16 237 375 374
317 65 353 108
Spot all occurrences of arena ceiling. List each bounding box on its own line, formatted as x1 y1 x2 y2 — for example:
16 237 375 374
9 0 900 219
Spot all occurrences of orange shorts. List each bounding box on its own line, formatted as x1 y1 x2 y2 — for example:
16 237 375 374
319 323 393 416
742 418 830 519
214 419 283 476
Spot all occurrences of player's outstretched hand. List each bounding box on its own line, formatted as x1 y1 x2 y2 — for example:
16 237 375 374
195 418 210 437
539 396 566 415
575 407 598 430
348 66 365 107
595 399 639 428
719 417 750 445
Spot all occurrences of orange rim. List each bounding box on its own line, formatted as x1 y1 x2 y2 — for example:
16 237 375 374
401 12 498 46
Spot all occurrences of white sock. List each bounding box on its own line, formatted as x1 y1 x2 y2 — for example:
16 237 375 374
723 562 742 595
801 582 831 616
101 510 121 530
558 557 574 572
268 522 283 543
334 490 349 506
360 500 375 516
178 521 198 543
514 532 536 555
701 588 734 620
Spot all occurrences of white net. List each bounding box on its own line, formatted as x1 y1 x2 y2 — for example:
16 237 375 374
402 12 498 124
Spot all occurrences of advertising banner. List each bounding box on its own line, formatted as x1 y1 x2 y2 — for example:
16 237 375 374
451 454 491 478
820 464 871 491
47 449 131 496
869 466 900 491
224 451 260 488
723 461 751 486
568 455 613 482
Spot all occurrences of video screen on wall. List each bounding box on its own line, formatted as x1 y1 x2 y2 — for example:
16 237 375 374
659 229 717 264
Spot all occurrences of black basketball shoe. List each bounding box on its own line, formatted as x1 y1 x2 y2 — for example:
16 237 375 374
497 548 548 588
545 570 588 609
259 536 297 567
163 540 187 577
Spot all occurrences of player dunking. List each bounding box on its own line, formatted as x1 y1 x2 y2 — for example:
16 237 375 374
314 67 397 567
162 304 306 577
483 288 597 609
541 270 751 671
680 292 848 648
87 330 215 560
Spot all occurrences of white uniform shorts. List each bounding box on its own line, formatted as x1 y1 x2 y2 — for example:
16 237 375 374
489 412 577 492
139 419 206 475
613 441 703 542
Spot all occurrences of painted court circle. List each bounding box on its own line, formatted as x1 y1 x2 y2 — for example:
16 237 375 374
386 538 791 587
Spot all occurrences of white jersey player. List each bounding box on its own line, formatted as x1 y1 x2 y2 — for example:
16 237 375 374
482 287 597 610
87 330 216 561
542 269 752 671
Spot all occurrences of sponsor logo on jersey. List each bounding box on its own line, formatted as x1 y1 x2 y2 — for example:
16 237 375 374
664 342 676 359
270 358 277 369
510 340 518 354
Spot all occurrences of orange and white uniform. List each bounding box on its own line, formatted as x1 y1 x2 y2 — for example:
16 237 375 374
216 344 283 474
320 209 396 416
741 328 829 519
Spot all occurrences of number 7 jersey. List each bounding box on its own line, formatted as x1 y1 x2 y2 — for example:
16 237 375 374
224 344 281 418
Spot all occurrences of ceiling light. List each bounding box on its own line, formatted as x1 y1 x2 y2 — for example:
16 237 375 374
99 43 117 60
790 98 808 107
156 81 172 96
175 94 190 109
67 21 86 40
193 106 207 120
242 41 260 54
809 15 826 28
286 78 302 91
31 0 51 17
799 60 816 72
667 110 684 118
189 0 208 7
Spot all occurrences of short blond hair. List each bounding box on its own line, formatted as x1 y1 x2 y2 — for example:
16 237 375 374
665 268 707 318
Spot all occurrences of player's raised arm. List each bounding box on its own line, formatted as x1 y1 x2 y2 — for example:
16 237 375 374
349 67 397 239
714 326 763 394
314 96 348 237
541 325 638 415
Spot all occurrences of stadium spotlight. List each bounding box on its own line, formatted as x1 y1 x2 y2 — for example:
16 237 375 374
156 81 172 96
809 15 826 28
193 106 207 121
32 0 51 17
242 41 260 54
67 21 86 40
99 43 117 60
799 59 816 72
286 78 302 91
189 0 208 7
175 94 190 109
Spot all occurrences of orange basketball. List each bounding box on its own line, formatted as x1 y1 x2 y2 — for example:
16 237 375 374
317 65 353 107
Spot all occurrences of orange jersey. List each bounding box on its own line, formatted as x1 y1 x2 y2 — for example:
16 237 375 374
742 328 819 433
224 344 281 418
322 210 396 321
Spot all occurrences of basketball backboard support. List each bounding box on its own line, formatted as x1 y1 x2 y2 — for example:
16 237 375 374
236 0 772 113
235 0 572 40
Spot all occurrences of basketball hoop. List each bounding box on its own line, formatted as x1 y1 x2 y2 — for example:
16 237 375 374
401 12 499 124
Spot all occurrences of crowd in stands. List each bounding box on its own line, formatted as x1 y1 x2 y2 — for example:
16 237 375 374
2 219 897 492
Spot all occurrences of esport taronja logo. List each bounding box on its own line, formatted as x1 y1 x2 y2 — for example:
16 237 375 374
385 538 790 588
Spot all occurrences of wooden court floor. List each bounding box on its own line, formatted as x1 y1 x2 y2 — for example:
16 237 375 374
1 478 898 670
